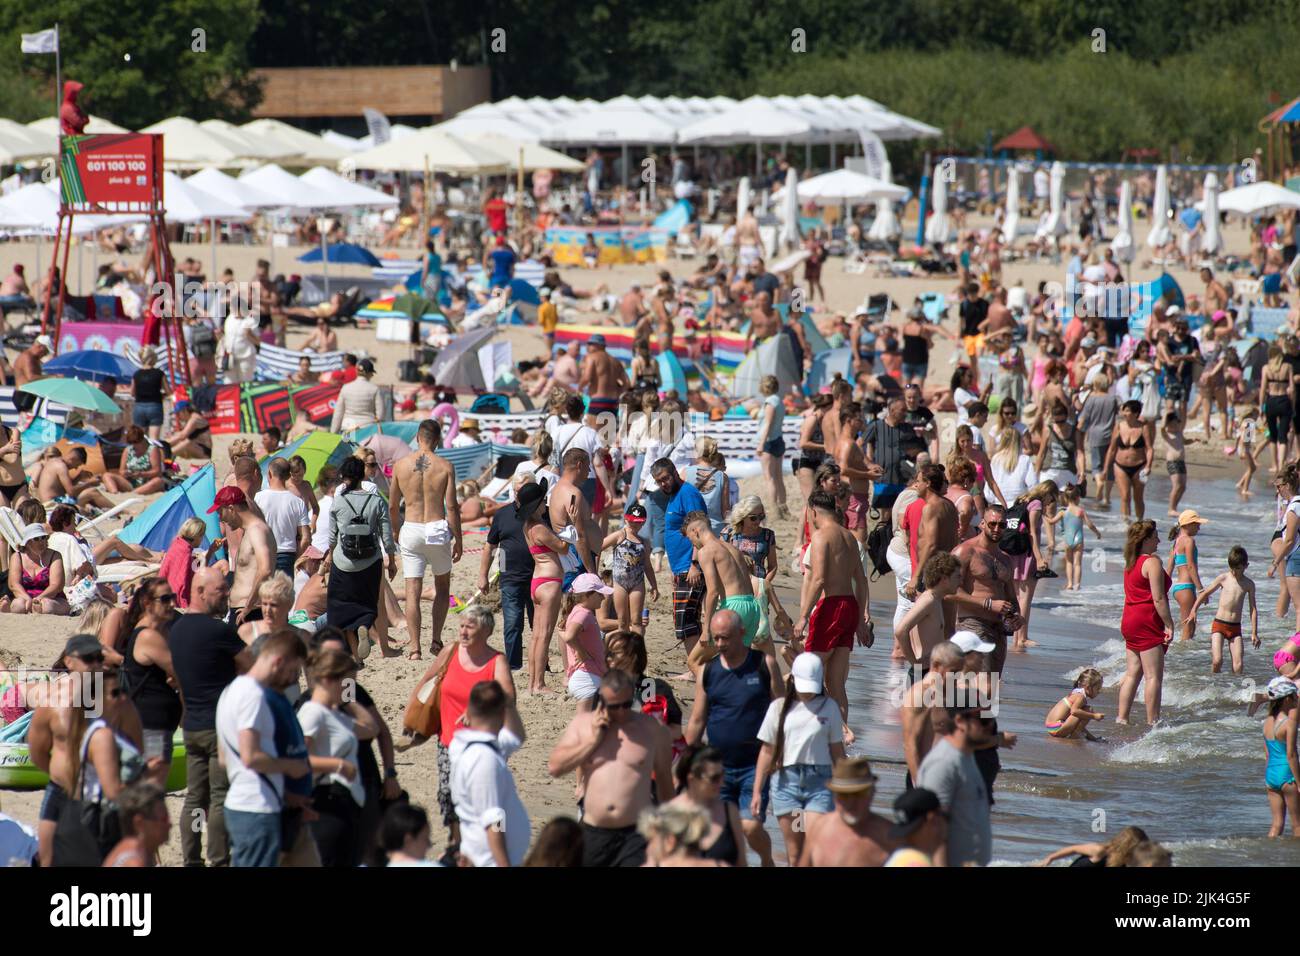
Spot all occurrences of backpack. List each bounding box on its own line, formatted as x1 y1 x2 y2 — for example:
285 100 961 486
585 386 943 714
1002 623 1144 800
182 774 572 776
190 322 217 359
998 501 1033 556
865 518 892 581
549 421 583 472
339 493 379 561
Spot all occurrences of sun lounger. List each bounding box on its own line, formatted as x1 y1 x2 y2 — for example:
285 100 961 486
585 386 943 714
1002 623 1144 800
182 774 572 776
76 497 143 540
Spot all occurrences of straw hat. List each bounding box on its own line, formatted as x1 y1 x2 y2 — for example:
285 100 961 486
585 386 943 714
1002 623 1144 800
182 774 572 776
1177 509 1209 527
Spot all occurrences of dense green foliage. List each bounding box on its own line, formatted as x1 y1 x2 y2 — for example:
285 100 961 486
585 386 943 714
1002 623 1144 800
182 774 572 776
0 0 1289 166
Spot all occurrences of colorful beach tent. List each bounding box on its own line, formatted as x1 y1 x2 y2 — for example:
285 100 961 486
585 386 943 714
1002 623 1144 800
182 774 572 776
807 347 854 393
731 333 801 398
430 326 498 390
351 421 419 444
117 464 220 550
263 431 355 484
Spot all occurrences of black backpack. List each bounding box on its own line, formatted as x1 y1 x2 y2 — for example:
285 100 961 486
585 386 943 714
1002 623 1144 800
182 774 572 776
190 322 217 358
998 502 1033 556
865 518 892 581
340 493 379 561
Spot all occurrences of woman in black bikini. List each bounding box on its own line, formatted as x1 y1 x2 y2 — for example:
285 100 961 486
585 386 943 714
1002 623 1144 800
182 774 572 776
166 402 212 459
0 422 27 506
795 393 833 501
1103 400 1155 521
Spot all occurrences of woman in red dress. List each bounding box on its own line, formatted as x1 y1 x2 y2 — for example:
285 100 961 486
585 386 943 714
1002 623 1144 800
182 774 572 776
1117 520 1176 725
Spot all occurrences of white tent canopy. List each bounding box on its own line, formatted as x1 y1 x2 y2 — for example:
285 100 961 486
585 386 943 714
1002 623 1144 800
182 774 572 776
187 167 284 209
547 106 681 145
28 115 127 135
200 119 300 164
162 171 251 223
320 130 363 153
678 100 816 145
141 117 255 169
241 119 351 166
0 181 143 235
299 166 399 208
433 112 546 143
350 129 509 173
458 132 583 172
238 164 338 209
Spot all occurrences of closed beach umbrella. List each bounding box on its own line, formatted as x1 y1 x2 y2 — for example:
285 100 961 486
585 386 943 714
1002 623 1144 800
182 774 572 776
924 162 951 245
1147 165 1173 248
737 176 751 220
1111 180 1135 264
1037 161 1067 242
866 160 901 241
779 166 801 251
1201 172 1222 257
1001 164 1020 244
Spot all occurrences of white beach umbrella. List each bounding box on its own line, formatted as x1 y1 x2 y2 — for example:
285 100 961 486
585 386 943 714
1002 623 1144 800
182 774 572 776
238 164 338 210
300 167 399 208
350 129 509 174
1037 161 1068 241
1201 172 1222 257
1001 164 1021 244
28 114 127 135
867 160 901 241
794 168 907 205
0 120 54 163
1146 164 1173 248
459 132 583 172
434 112 545 143
924 163 952 245
1111 180 1135 264
201 119 301 164
162 171 250 223
242 119 351 166
188 167 283 209
1211 181 1300 218
141 117 252 168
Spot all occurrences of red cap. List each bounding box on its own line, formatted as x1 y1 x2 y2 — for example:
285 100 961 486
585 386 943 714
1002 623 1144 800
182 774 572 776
207 486 247 513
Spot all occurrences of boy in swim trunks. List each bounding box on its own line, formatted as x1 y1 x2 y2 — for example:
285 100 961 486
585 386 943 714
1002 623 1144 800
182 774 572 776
795 490 874 745
681 511 766 674
1185 545 1258 675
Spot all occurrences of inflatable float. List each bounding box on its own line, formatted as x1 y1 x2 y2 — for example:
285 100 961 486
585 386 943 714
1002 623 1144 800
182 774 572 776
0 713 188 792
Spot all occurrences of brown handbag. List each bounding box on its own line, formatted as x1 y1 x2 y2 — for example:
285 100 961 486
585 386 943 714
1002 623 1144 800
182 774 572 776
402 650 454 739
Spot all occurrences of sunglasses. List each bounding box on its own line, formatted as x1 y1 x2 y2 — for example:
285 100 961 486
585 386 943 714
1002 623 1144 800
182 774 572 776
154 593 176 604
984 520 1005 529
695 769 725 783
747 514 766 522
602 699 635 711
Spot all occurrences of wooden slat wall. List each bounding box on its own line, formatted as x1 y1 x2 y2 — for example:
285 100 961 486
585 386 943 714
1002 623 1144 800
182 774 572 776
251 66 490 119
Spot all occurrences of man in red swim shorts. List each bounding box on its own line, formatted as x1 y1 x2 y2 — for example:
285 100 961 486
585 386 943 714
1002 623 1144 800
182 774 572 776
795 490 874 745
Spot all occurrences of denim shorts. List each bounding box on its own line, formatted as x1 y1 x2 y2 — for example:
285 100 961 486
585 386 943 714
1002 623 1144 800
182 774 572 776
770 764 835 817
721 762 769 822
902 362 928 381
1088 444 1107 474
1285 548 1300 578
132 401 164 427
762 436 786 457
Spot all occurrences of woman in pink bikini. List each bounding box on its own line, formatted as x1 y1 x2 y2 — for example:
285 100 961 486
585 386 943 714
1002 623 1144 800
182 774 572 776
520 478 578 694
8 525 69 615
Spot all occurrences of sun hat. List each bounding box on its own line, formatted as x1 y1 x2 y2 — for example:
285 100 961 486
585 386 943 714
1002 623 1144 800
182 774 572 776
1177 509 1209 527
791 653 825 694
1267 676 1298 700
514 478 548 520
571 572 613 596
826 756 878 794
21 525 48 546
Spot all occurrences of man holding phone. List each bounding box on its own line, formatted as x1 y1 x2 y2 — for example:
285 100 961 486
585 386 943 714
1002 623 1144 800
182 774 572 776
652 457 709 661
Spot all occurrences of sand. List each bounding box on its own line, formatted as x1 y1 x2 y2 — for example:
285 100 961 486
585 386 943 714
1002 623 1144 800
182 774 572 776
0 211 1261 862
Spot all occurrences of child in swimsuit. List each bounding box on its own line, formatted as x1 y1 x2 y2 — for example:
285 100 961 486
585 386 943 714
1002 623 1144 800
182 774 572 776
1160 412 1194 516
1046 485 1100 591
1233 408 1259 498
1272 632 1300 680
1167 510 1206 643
1184 545 1259 675
601 504 658 634
1044 668 1104 740
1260 677 1300 837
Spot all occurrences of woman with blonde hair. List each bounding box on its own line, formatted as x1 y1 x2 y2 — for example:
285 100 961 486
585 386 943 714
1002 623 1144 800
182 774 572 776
1008 479 1060 651
686 436 730 534
238 571 297 644
638 804 725 867
130 345 166 439
1039 825 1150 867
754 374 789 520
990 427 1037 504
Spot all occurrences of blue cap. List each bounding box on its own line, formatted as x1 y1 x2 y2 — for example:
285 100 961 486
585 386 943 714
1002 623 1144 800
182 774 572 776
589 333 606 346
174 400 191 412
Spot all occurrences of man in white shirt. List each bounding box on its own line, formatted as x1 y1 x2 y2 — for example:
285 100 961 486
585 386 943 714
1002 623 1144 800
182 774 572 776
223 309 260 384
330 358 385 433
255 457 311 576
449 679 529 867
546 393 610 506
215 629 309 867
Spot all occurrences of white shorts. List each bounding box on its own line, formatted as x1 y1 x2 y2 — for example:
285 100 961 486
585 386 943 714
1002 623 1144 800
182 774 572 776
1040 468 1079 488
567 669 601 700
399 520 453 579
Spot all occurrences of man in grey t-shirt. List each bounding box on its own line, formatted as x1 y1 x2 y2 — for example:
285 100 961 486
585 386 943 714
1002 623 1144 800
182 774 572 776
915 704 993 866
1075 382 1120 502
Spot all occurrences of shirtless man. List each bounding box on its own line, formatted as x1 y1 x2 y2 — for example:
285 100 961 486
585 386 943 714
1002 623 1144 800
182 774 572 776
1201 267 1229 316
25 634 109 866
950 503 1023 675
978 288 1016 348
899 641 966 785
13 335 51 386
529 342 580 398
36 447 114 512
578 333 629 421
547 448 599 588
681 511 766 670
795 490 874 744
547 668 673 867
619 284 648 327
907 465 960 621
798 756 895 867
836 402 880 546
211 487 275 625
389 418 462 659
748 291 781 342
892 553 962 671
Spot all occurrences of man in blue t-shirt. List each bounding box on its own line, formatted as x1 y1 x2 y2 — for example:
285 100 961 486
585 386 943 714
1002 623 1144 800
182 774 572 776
651 457 708 655
684 607 781 867
485 235 516 290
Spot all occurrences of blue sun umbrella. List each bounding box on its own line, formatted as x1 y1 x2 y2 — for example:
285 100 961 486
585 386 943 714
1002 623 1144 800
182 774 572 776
42 349 139 384
297 243 381 266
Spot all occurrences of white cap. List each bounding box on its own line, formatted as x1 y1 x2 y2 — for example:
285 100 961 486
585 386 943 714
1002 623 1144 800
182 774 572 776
1165 304 1182 316
791 652 824 694
951 630 996 655
21 524 48 545
34 334 53 350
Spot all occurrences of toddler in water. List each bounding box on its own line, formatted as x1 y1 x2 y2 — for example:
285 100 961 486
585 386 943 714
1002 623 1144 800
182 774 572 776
1046 486 1100 590
1044 668 1105 740
1160 413 1193 516
1232 407 1259 497
1184 545 1258 674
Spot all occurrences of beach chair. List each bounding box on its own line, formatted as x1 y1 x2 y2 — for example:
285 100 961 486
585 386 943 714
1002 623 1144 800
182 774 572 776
76 497 142 541
673 231 697 260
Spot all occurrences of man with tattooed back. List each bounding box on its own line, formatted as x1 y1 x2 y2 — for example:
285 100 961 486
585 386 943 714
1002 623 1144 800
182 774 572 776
390 419 462 660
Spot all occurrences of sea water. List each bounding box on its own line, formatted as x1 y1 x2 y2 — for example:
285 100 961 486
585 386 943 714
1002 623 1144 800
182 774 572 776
765 473 1300 866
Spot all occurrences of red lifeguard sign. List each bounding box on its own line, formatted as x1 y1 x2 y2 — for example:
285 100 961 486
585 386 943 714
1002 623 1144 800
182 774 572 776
41 132 189 388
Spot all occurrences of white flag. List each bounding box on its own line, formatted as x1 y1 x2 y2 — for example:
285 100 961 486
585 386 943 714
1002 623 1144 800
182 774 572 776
21 29 58 54
857 128 887 182
363 108 391 146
